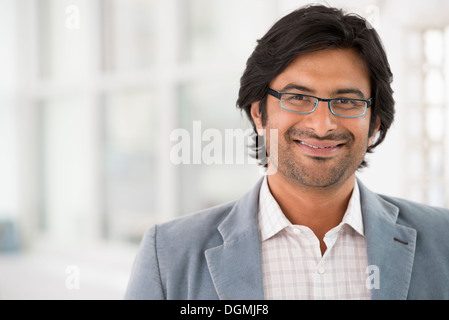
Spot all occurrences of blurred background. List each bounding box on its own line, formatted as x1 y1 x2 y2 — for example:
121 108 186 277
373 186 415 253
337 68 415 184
0 0 448 299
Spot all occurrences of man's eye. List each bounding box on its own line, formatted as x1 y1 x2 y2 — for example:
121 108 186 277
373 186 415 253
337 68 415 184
288 94 306 101
334 98 364 106
335 98 352 104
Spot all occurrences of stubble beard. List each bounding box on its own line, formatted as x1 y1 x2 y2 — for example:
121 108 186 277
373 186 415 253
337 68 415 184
266 127 368 189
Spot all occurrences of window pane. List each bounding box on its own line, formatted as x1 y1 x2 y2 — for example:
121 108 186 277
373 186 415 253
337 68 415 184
179 0 277 64
428 146 443 176
41 96 99 240
38 0 91 79
177 79 259 215
104 89 158 242
102 0 157 73
425 70 444 104
426 106 445 142
427 184 445 207
0 101 18 218
424 29 444 66
405 31 423 65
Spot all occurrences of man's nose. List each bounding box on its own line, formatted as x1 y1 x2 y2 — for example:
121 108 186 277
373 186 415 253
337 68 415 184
303 101 338 136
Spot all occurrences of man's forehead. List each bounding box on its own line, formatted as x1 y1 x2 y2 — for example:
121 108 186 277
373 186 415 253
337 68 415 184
271 48 371 95
287 48 368 71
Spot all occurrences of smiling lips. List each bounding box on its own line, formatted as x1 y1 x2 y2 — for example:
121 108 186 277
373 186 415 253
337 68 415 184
295 139 345 156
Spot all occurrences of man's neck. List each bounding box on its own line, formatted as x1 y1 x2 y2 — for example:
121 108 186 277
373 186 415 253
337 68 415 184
266 171 356 254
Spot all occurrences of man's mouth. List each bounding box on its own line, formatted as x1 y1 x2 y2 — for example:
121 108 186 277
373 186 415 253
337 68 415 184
297 140 344 149
294 139 346 156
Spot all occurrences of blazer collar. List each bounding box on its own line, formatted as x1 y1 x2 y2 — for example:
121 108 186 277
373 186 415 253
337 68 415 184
358 178 417 300
206 177 418 300
205 178 265 300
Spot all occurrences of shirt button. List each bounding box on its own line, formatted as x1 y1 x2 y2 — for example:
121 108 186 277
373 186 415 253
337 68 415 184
317 266 325 274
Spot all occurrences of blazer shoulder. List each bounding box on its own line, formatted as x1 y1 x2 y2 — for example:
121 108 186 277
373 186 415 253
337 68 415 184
377 195 449 299
379 194 449 233
125 201 239 300
154 199 237 250
379 194 449 216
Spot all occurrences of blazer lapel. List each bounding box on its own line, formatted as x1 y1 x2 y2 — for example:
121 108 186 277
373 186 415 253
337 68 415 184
205 178 265 300
205 178 418 300
358 180 417 300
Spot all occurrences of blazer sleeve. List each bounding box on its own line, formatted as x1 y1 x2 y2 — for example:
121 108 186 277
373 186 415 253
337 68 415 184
124 225 165 300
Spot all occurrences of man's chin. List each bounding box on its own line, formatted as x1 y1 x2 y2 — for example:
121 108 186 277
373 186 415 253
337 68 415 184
277 160 352 189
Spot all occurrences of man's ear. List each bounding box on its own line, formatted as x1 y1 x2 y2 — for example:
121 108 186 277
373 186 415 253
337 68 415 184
250 101 264 136
368 116 381 146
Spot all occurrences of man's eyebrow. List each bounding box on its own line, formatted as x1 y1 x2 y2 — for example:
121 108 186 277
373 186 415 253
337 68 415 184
281 84 367 99
333 88 366 99
281 84 315 93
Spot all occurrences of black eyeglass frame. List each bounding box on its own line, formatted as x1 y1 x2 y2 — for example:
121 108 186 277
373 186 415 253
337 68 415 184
266 88 373 118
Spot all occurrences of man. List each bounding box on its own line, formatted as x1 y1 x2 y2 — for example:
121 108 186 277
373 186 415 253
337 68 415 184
125 5 449 300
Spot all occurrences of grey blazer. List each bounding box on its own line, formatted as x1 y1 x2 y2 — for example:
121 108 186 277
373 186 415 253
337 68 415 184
125 178 449 300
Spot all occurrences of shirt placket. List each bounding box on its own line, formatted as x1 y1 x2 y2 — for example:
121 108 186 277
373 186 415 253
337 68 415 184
312 227 342 299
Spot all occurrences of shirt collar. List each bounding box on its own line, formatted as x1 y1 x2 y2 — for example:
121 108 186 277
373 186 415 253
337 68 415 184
341 178 364 236
258 176 364 241
258 176 291 241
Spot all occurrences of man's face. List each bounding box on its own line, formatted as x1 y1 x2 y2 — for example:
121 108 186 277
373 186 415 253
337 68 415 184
251 48 379 188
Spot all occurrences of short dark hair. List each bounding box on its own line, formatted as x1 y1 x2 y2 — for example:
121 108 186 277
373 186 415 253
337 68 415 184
237 4 395 168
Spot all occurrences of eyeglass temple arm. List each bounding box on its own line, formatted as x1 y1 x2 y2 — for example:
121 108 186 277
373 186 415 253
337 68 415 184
266 88 281 99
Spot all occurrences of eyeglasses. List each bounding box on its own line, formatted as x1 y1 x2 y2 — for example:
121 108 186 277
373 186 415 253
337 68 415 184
267 88 373 118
